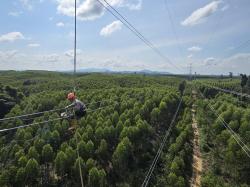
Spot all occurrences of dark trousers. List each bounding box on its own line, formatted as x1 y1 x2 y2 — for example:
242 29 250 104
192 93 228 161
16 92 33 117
75 109 86 119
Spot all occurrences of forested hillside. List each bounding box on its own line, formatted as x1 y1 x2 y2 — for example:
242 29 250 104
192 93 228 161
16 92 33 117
0 72 249 187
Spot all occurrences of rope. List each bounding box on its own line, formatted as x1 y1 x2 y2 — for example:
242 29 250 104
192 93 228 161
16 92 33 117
75 131 84 187
196 86 250 158
74 0 77 76
72 0 77 94
141 97 183 187
73 6 83 181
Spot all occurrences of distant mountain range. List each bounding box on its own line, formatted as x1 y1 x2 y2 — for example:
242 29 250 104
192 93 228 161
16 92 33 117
72 68 171 75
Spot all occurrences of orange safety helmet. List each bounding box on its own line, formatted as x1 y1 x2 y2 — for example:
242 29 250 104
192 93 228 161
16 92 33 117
67 92 76 101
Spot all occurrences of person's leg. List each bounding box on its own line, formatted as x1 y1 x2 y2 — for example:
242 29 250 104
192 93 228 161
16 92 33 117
82 110 87 117
75 110 81 119
75 109 86 119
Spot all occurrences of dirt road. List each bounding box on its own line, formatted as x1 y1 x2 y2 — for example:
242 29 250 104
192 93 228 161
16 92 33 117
190 91 203 187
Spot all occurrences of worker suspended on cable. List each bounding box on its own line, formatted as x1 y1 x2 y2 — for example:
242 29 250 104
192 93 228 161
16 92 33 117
61 92 87 119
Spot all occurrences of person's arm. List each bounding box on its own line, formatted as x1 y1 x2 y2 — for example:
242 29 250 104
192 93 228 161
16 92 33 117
65 102 75 109
74 100 85 111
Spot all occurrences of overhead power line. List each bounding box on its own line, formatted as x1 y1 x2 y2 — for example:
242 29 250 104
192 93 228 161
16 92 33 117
230 39 250 53
199 82 250 99
196 87 250 158
0 117 66 133
163 0 184 60
0 97 115 123
96 0 184 73
0 101 118 133
141 97 183 187
220 38 250 60
0 107 66 122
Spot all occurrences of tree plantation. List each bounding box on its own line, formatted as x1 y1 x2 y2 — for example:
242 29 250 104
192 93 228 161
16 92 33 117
0 71 249 187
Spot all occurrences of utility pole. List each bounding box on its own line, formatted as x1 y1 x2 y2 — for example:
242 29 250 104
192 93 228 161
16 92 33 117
74 0 76 75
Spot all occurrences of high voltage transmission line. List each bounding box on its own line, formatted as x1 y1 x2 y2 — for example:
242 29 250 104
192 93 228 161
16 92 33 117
96 0 184 74
198 82 250 99
195 86 250 158
141 97 183 187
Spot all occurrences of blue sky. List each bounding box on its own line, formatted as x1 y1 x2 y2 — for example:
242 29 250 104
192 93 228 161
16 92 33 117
0 0 249 75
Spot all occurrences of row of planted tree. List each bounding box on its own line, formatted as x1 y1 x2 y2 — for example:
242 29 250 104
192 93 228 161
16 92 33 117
2 71 249 186
195 86 250 186
0 82 195 186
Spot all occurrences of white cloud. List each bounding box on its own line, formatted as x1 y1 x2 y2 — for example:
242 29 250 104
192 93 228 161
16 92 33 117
187 54 193 59
107 0 123 6
68 31 75 38
123 0 142 10
0 32 25 42
28 43 40 47
0 50 18 59
188 46 202 52
57 0 78 17
1 49 250 74
57 0 142 21
221 4 229 11
43 54 60 62
109 0 142 10
199 53 250 74
204 57 216 65
57 0 105 21
100 20 123 37
8 11 23 17
0 52 67 71
64 49 82 57
86 55 176 72
226 46 234 51
77 0 105 20
181 1 222 26
221 53 250 66
19 0 44 10
56 22 65 27
20 0 33 10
